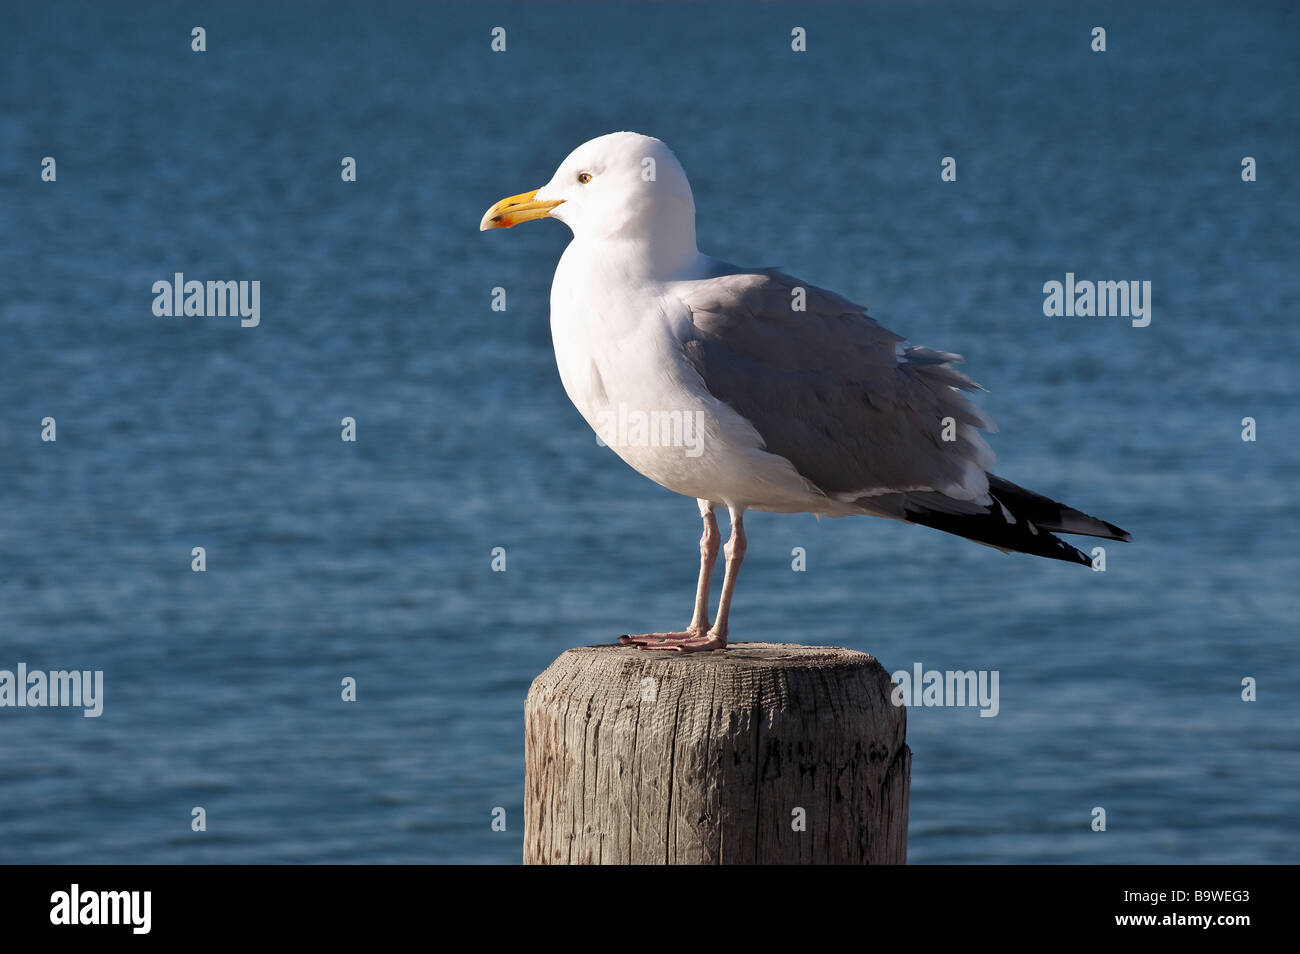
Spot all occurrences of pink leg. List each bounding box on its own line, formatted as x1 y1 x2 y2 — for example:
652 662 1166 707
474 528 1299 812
627 504 744 653
621 500 719 649
704 505 746 647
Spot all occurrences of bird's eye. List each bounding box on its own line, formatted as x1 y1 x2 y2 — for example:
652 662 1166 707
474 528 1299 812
577 172 592 184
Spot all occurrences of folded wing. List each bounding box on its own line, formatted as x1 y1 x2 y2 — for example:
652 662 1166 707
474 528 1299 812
675 266 1128 564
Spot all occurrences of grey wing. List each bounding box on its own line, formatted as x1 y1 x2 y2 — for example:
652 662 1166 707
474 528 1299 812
675 266 997 514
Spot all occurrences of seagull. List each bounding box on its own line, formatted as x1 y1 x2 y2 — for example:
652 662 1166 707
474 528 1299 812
481 131 1130 652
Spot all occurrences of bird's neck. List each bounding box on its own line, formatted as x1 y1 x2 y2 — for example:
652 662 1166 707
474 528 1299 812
577 228 701 283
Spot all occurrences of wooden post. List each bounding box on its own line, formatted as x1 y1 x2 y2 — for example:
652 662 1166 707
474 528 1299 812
524 642 909 864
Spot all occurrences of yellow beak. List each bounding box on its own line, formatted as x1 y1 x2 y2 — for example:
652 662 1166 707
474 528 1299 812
479 189 564 231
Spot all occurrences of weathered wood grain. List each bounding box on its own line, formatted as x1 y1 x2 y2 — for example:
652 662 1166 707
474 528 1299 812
524 642 909 864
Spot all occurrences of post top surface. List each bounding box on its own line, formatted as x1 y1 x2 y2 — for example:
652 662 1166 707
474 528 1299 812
562 641 879 671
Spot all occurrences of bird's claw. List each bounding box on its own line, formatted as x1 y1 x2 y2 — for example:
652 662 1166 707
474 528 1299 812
620 629 727 652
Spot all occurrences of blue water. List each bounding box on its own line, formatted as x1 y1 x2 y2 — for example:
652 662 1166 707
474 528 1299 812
1 0 1296 864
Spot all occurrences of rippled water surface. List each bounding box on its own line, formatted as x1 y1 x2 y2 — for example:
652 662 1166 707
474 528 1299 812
0 1 1296 863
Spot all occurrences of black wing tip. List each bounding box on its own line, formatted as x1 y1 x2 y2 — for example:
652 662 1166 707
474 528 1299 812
1074 517 1132 543
1021 532 1095 566
1060 547 1094 567
904 506 1099 566
986 474 1131 543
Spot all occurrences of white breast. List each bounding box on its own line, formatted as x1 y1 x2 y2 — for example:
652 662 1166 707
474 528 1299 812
547 242 830 512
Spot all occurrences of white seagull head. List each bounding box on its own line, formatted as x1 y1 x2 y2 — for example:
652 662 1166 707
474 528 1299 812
481 131 698 271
